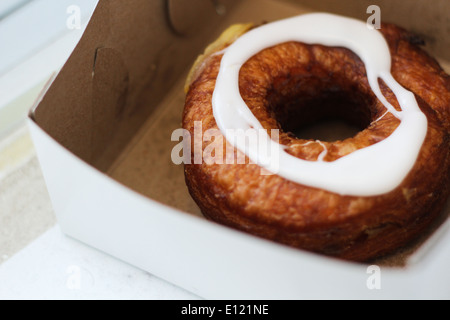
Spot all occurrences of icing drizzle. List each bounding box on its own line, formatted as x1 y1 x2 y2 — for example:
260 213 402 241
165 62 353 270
212 13 427 196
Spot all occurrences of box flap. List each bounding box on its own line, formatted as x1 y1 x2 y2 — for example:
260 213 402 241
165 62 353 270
32 0 238 171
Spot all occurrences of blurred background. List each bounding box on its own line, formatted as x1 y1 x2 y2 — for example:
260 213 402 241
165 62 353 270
0 0 99 262
0 0 98 137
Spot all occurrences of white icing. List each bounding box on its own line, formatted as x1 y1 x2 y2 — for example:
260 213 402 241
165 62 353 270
315 141 328 162
212 13 428 196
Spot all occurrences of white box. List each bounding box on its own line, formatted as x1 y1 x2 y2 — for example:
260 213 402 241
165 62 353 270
28 0 450 299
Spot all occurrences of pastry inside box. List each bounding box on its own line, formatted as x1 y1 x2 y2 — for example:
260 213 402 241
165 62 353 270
33 0 450 267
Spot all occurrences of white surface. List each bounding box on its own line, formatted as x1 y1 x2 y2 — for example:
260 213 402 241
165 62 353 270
0 0 30 20
0 225 201 300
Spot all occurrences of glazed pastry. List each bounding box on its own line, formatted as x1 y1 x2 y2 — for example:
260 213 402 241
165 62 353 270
182 13 450 261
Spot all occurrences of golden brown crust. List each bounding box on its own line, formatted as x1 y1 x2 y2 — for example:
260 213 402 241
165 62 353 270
182 22 450 262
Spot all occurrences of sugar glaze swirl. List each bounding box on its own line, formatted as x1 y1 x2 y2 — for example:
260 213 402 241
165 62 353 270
212 13 428 196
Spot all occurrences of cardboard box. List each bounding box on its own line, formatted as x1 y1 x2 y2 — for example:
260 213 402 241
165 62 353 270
28 0 450 299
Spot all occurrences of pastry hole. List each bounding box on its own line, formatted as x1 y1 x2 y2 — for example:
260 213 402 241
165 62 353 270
294 119 362 142
266 76 376 142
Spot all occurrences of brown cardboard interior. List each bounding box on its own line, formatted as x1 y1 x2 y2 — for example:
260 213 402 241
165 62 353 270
285 0 450 61
31 0 450 267
32 0 240 172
